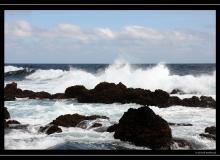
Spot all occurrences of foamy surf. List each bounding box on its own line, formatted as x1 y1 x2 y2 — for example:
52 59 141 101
5 99 215 150
5 60 216 95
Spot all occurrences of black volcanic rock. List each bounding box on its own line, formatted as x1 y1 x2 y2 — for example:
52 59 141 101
114 106 172 150
205 126 216 135
65 85 88 98
35 91 52 99
51 113 109 127
199 126 216 140
200 96 216 108
4 107 10 119
51 93 66 99
4 82 216 108
107 124 119 132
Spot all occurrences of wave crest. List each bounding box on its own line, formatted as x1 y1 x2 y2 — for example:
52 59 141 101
23 60 216 95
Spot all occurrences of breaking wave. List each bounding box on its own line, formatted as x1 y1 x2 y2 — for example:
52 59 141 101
23 60 216 95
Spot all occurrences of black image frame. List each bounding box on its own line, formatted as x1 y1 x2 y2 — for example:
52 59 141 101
0 4 219 156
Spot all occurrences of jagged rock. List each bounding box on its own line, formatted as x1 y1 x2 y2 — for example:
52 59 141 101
114 106 172 150
4 82 216 108
51 113 109 127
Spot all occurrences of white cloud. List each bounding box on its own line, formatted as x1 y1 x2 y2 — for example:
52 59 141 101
5 20 32 37
96 28 115 39
123 25 164 40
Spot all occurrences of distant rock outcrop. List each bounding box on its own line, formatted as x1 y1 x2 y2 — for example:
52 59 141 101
4 82 216 108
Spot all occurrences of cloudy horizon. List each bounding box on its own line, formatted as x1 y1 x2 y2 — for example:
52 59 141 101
5 10 216 64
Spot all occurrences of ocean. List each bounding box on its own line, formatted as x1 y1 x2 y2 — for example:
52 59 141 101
4 60 216 150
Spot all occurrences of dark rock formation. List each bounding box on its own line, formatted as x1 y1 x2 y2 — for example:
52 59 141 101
35 91 52 99
39 124 62 135
107 124 119 132
168 122 193 126
113 106 172 150
64 85 88 98
199 126 216 140
205 126 216 135
4 82 216 108
51 93 66 99
4 107 10 119
51 113 109 127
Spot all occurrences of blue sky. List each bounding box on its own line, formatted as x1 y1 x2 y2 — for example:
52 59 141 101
5 10 216 63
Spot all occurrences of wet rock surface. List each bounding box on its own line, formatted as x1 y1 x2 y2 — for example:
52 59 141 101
113 106 172 150
51 113 109 128
5 82 216 108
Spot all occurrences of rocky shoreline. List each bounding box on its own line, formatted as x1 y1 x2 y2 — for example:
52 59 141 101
4 82 216 108
4 81 216 150
4 105 216 150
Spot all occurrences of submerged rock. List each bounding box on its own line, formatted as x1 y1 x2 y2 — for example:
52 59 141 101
114 106 172 150
168 122 193 126
39 124 62 135
51 113 109 127
90 123 102 128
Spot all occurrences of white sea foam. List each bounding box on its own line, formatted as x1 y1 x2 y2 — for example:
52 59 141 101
13 59 215 95
5 99 215 150
5 65 24 73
